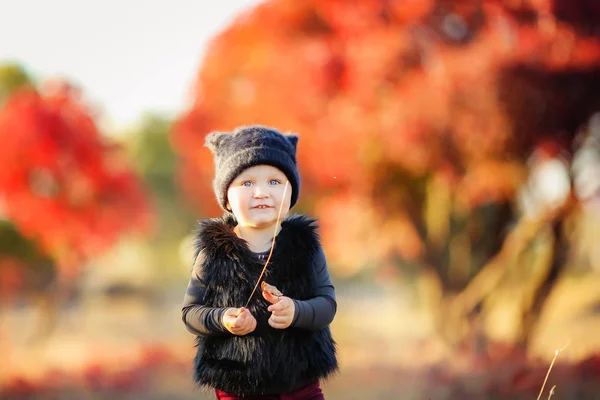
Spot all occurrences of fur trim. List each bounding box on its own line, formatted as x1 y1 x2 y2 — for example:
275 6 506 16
191 214 338 395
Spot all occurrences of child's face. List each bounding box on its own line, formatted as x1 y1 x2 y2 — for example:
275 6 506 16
226 164 292 230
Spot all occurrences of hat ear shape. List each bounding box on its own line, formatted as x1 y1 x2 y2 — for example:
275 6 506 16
205 131 230 152
286 134 299 152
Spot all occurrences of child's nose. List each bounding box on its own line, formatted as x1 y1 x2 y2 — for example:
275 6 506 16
253 184 269 198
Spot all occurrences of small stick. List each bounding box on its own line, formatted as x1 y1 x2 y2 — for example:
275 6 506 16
536 342 570 400
243 181 289 309
547 385 556 400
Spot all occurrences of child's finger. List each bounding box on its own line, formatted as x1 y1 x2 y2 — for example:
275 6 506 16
237 310 250 324
269 314 288 324
234 316 249 331
268 314 291 329
240 314 256 333
269 297 293 312
271 310 292 319
233 321 245 332
267 301 288 313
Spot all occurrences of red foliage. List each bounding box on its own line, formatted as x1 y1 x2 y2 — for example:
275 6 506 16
0 83 153 276
138 344 176 369
3 346 600 399
1 344 189 399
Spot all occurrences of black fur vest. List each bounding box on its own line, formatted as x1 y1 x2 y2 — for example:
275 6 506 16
192 214 338 395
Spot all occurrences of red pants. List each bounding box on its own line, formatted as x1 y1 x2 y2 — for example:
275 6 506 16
215 380 325 400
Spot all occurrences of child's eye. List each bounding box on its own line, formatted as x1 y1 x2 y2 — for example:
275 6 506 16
242 181 253 187
269 179 281 185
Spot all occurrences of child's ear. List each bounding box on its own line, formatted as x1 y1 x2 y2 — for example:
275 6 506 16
205 131 230 152
286 135 299 151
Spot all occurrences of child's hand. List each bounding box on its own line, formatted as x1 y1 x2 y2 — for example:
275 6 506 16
222 307 257 336
262 289 295 329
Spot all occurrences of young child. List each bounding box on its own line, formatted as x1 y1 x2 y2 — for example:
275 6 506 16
182 126 338 399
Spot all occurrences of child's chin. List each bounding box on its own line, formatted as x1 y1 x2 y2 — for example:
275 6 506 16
249 210 276 219
248 217 278 229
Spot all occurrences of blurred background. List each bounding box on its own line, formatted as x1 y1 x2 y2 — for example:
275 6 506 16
3 0 600 399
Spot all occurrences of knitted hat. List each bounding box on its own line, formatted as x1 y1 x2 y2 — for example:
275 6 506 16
205 125 300 212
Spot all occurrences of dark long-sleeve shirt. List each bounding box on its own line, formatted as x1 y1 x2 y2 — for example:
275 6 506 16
182 246 336 336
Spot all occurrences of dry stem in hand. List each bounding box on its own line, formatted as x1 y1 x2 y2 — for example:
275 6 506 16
243 181 289 309
261 281 283 297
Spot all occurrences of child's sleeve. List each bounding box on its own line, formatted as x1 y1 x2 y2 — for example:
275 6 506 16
181 251 229 336
290 246 337 331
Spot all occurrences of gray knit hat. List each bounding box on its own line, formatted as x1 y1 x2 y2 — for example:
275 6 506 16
205 125 300 212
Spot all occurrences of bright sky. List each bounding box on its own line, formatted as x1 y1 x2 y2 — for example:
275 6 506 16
0 0 260 133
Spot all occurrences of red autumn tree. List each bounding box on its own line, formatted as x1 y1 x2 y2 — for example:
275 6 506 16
174 0 600 352
0 81 153 278
174 0 600 282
